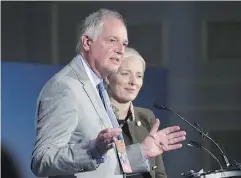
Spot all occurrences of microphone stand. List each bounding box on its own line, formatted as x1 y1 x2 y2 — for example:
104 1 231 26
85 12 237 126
187 140 223 171
153 102 231 169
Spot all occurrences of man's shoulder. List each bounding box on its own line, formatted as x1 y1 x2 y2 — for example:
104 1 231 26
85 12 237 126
44 64 74 87
39 62 86 98
46 55 87 86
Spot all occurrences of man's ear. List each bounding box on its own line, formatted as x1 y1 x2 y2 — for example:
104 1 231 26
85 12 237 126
81 34 91 51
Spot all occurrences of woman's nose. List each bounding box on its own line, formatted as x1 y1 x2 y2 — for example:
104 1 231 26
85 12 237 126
129 76 137 85
129 81 134 86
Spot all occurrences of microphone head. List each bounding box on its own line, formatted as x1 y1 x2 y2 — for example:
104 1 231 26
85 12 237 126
153 101 167 110
188 140 202 149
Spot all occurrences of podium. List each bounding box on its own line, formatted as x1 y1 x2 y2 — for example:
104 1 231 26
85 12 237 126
182 170 241 178
201 170 241 178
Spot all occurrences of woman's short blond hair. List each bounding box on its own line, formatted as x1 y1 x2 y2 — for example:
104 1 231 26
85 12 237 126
123 47 146 71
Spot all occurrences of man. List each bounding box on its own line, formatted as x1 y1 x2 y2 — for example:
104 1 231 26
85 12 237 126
31 9 186 178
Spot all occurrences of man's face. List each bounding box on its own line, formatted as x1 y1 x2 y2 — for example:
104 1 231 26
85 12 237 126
82 17 128 78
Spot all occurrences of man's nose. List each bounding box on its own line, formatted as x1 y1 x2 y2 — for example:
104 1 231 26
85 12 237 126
116 43 125 55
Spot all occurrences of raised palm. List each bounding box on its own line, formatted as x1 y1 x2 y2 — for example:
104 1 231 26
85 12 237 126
141 119 186 159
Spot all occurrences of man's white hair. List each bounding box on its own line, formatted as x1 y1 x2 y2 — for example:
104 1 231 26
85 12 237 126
124 47 146 71
76 9 126 54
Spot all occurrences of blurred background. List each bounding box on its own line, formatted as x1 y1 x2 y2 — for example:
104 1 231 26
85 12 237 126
1 1 241 178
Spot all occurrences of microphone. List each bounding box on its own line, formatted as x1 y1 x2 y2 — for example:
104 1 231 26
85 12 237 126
187 140 223 170
153 102 230 169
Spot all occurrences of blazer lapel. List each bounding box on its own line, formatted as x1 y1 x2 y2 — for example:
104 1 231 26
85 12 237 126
69 55 112 128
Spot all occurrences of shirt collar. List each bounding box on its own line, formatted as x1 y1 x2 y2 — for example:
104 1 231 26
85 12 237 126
79 54 102 86
89 65 103 86
111 102 136 121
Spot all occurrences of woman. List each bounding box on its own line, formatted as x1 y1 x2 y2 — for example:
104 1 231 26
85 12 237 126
106 47 167 178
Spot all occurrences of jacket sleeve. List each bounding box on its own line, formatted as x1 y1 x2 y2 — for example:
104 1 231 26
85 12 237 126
148 110 167 178
31 81 97 177
126 143 150 173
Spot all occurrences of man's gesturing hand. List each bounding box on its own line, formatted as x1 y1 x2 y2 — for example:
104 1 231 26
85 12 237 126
95 128 122 156
142 119 186 159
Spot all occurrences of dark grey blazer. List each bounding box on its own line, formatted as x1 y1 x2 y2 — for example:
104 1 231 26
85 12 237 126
127 106 167 178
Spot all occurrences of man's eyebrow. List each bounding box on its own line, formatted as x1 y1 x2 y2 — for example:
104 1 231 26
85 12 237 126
109 36 129 44
124 40 129 44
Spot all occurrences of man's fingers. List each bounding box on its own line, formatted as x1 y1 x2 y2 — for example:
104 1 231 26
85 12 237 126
103 137 116 144
102 131 121 139
167 131 186 140
100 128 122 134
113 136 117 142
150 119 160 135
106 143 115 150
161 126 181 135
168 136 186 145
95 128 122 156
165 144 183 151
98 128 122 141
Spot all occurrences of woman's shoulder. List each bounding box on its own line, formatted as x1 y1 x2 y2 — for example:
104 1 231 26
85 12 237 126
133 106 155 118
133 106 156 130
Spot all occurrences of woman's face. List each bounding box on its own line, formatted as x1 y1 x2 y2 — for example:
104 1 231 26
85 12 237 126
108 56 144 103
